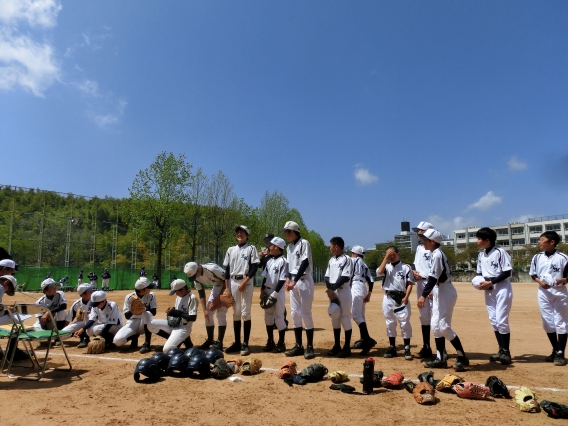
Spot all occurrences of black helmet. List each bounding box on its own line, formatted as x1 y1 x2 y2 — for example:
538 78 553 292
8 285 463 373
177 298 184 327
166 347 184 359
186 348 205 360
134 358 162 382
205 348 224 364
168 353 190 376
150 352 170 374
186 353 210 379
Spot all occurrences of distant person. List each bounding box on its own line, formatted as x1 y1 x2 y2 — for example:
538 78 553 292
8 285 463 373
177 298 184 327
140 266 146 278
78 269 84 286
152 272 159 289
101 268 111 291
44 271 52 280
89 271 98 289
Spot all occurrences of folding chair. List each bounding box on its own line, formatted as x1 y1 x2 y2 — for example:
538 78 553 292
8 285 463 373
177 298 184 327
1 303 72 380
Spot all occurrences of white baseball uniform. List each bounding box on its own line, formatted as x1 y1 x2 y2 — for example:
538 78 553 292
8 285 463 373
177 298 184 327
34 291 67 330
262 255 289 331
61 298 91 334
0 286 12 326
325 254 353 331
530 250 568 334
85 300 123 337
477 247 513 334
147 290 198 353
223 244 260 321
287 237 314 330
414 244 433 325
195 263 227 327
350 256 374 325
113 292 157 346
382 261 414 338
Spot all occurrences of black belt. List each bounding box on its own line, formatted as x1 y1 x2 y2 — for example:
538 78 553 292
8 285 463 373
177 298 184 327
233 275 244 280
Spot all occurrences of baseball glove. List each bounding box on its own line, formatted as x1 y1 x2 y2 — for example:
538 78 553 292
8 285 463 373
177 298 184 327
129 296 146 315
211 358 232 379
541 400 568 419
453 382 490 400
241 358 262 375
260 295 277 310
381 372 404 389
167 315 181 328
330 384 356 393
278 360 297 379
435 374 463 392
299 363 328 382
208 295 221 311
86 336 105 354
485 375 511 398
284 375 307 387
413 382 436 405
418 371 436 386
75 307 86 322
515 387 541 413
220 290 235 309
328 370 349 383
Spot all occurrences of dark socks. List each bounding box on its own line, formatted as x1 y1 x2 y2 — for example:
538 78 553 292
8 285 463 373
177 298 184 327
183 336 193 349
500 333 510 352
558 333 567 354
294 327 303 346
233 321 242 344
157 330 170 339
306 328 314 347
143 325 152 344
278 329 286 345
358 322 370 340
421 325 431 348
494 330 502 349
450 336 465 358
389 336 396 347
243 320 251 345
333 328 341 347
217 325 226 342
205 325 214 342
344 329 352 349
403 338 410 349
435 337 446 360
547 332 559 352
266 325 274 342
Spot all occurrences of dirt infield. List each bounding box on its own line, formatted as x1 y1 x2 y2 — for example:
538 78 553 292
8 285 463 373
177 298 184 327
1 283 566 425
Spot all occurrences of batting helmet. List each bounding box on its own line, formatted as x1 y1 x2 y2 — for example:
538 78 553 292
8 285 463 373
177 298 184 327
166 347 184 359
187 353 211 379
184 347 204 359
134 358 162 383
168 353 190 376
150 352 170 374
205 348 224 364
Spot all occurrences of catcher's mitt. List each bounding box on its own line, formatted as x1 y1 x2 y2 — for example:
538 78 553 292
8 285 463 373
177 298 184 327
541 400 568 419
381 372 404 389
75 307 86 322
453 382 490 400
485 375 511 398
220 290 235 309
515 387 541 413
211 358 232 379
208 295 221 311
167 316 181 328
413 382 436 405
418 371 436 386
241 358 262 375
299 363 328 382
129 296 146 315
260 295 277 310
278 360 297 379
86 336 106 354
330 384 356 393
328 370 348 383
435 374 463 393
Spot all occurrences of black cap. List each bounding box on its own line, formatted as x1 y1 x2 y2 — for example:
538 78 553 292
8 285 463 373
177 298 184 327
264 233 274 240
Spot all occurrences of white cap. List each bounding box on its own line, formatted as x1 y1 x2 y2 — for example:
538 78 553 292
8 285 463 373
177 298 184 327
41 278 57 290
269 237 286 250
234 225 250 236
169 279 187 296
541 274 556 287
77 284 94 295
0 275 17 286
471 276 484 289
420 229 443 244
0 259 16 269
351 245 365 256
412 221 435 232
184 262 198 277
89 290 107 306
328 301 340 320
280 221 300 232
135 277 156 290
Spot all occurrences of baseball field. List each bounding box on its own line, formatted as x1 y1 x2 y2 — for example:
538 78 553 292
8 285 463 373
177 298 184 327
0 282 565 425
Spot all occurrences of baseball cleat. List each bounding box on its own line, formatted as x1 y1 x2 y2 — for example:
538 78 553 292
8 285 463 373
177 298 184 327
423 357 447 368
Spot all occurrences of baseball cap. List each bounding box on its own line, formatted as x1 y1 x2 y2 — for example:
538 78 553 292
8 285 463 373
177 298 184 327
280 221 300 232
420 229 443 244
412 221 435 232
471 276 484 289
135 277 156 290
0 275 17 287
89 290 107 306
234 225 250 236
169 279 187 295
269 237 286 250
41 278 57 290
184 262 198 281
264 233 275 241
351 245 365 256
0 259 16 269
77 284 94 296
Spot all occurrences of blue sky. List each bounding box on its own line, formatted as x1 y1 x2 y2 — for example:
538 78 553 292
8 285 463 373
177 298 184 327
1 1 567 247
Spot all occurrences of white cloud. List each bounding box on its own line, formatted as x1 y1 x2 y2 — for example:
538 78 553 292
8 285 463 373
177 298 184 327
89 98 127 128
508 155 527 171
465 191 502 212
354 165 378 185
427 215 478 237
0 0 61 28
75 79 100 97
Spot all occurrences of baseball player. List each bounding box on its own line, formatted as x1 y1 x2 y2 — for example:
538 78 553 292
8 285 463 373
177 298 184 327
417 229 469 370
258 233 275 270
475 227 514 365
0 257 17 277
260 237 289 352
101 268 111 291
378 246 415 360
349 245 377 355
89 271 98 289
146 279 198 353
282 221 316 359
184 261 227 350
529 230 568 366
325 236 353 358
412 221 435 359
222 225 260 356
78 269 84 286
73 290 123 349
113 278 157 353
61 284 94 348
152 272 159 289
34 278 68 331
0 274 29 362
140 266 146 277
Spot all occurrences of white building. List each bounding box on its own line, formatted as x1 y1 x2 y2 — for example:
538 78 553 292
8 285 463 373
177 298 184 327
394 222 419 252
453 214 568 251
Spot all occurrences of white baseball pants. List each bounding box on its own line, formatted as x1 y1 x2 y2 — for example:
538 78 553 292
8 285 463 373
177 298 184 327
351 280 367 325
331 286 352 331
102 279 110 288
416 279 433 326
484 280 513 334
86 324 122 337
113 312 153 346
382 294 412 338
62 320 87 334
147 319 192 353
263 286 286 331
431 282 457 340
538 286 568 334
290 276 314 329
230 278 254 321
204 286 228 327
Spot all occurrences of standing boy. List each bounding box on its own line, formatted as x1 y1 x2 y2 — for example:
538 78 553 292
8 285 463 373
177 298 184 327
475 227 513 365
101 268 111 291
529 231 568 366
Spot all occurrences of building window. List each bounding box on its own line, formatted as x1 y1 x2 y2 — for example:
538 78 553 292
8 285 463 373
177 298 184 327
511 228 524 235
512 239 525 246
457 234 465 239
529 226 542 233
546 224 561 231
530 238 540 245
468 233 476 238
496 229 508 236
499 241 509 246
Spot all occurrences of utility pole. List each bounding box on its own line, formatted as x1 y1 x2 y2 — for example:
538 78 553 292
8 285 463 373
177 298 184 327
37 196 46 267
